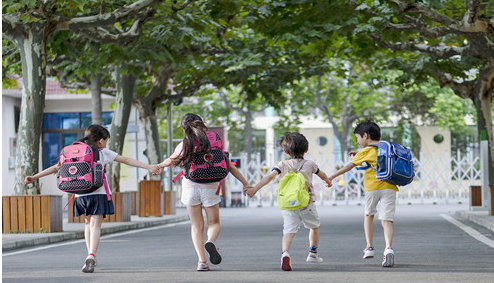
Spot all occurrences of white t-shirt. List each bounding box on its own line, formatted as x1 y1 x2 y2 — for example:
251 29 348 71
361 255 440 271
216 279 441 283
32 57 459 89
75 147 118 197
174 141 220 190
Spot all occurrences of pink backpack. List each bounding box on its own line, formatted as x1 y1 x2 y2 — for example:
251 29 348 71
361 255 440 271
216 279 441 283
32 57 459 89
173 131 230 185
57 142 110 201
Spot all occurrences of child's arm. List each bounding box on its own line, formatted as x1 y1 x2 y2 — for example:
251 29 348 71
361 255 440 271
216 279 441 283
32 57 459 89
328 162 356 182
316 170 333 188
24 164 59 185
229 162 252 193
246 170 278 197
115 155 162 175
158 152 180 169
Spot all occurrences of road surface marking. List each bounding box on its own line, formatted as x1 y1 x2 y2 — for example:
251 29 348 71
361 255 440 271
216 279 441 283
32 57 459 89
2 221 189 257
441 214 494 249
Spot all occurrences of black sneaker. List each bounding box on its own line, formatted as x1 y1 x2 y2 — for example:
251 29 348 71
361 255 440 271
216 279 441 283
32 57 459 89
205 241 222 265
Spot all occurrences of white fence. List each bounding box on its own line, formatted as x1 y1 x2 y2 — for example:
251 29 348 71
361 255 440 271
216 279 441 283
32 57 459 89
227 150 481 207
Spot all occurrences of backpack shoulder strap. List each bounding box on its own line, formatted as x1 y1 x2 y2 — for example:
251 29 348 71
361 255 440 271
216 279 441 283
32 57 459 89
205 131 223 150
356 144 379 171
293 159 307 173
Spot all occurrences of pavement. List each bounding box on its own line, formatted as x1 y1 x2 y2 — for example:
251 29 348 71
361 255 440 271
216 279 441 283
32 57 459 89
2 205 494 252
2 209 190 252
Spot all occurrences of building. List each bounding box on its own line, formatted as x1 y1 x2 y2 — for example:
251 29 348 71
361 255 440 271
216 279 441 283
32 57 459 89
2 77 148 197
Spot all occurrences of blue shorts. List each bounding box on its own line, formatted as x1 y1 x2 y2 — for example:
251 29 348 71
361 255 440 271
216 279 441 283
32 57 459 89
74 195 114 218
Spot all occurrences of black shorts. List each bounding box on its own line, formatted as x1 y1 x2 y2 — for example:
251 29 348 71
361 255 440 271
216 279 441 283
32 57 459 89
74 194 114 218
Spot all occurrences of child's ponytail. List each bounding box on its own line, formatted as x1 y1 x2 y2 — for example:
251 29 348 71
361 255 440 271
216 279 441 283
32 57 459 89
175 113 211 168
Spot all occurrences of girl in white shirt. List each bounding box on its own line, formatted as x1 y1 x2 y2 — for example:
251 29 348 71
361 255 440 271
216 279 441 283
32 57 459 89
158 113 251 271
25 124 161 273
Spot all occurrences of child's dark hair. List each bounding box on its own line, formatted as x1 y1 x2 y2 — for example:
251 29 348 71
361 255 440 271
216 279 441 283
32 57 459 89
279 132 309 158
79 124 111 146
353 119 381 141
174 113 211 168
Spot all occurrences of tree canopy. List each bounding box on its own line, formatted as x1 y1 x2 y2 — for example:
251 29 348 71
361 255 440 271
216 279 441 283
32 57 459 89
3 0 493 195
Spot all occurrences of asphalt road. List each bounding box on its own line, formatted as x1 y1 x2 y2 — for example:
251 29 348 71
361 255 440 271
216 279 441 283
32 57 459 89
3 204 494 283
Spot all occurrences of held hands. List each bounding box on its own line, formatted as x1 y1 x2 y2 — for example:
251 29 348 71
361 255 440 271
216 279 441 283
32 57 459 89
323 178 333 188
244 186 259 198
242 184 255 197
149 164 163 175
348 151 358 157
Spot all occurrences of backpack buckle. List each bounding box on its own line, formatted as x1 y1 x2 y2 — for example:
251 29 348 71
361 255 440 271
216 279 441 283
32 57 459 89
204 153 213 162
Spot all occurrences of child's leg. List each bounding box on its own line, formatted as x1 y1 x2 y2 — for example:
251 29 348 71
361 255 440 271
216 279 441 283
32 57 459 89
308 227 319 248
282 233 296 252
88 214 103 255
301 203 321 250
364 214 374 248
186 204 207 261
204 203 220 242
378 189 397 249
84 215 91 254
381 220 394 249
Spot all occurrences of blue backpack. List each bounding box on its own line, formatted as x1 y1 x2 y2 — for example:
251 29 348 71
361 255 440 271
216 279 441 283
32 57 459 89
359 141 415 186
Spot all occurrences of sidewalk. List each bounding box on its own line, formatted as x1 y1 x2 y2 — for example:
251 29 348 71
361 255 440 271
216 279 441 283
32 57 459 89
456 209 494 232
2 208 189 252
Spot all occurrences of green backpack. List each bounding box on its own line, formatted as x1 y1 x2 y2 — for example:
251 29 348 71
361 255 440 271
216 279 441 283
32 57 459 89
277 160 310 210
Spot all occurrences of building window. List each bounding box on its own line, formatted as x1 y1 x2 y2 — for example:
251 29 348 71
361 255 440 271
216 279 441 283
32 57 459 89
42 112 113 169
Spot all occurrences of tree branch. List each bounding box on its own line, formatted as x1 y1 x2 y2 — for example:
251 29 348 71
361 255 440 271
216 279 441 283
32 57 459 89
76 9 154 44
387 22 456 37
390 0 458 26
219 90 244 113
391 0 494 34
55 0 162 31
370 34 468 59
465 0 480 24
434 71 475 100
77 24 140 45
170 0 194 12
2 14 23 41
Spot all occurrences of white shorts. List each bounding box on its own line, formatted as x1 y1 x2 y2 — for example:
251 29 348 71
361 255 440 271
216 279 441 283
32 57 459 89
364 189 397 222
281 202 320 234
181 187 221 207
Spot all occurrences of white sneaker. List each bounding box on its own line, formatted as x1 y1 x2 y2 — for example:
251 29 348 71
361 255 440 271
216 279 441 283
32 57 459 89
81 255 95 273
363 247 375 259
306 252 323 263
382 248 394 267
281 251 291 271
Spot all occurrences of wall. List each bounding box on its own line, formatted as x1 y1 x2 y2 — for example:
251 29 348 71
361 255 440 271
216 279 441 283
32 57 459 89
300 127 334 174
2 94 21 196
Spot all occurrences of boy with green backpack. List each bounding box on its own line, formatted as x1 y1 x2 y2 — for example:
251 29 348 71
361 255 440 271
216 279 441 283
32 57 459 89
245 132 332 271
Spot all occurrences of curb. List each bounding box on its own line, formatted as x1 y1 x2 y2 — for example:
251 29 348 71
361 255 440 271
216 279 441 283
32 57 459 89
456 210 494 232
2 215 190 252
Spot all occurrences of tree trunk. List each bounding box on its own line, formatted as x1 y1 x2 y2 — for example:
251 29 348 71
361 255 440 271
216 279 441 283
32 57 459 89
135 98 161 181
473 69 494 185
91 73 103 125
107 69 135 192
13 27 47 195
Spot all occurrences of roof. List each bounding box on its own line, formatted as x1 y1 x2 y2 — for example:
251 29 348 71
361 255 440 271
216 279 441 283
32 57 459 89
3 75 85 95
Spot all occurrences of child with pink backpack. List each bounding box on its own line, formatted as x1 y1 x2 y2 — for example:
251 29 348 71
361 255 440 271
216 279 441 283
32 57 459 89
24 124 162 273
158 113 252 271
